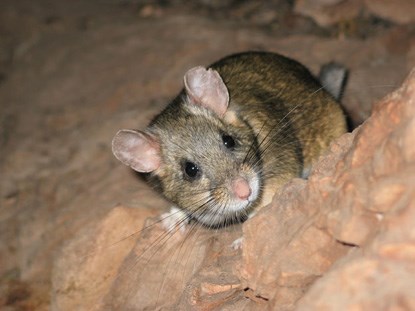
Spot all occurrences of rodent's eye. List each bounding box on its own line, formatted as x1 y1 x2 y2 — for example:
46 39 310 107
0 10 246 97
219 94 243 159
183 161 200 179
222 134 236 149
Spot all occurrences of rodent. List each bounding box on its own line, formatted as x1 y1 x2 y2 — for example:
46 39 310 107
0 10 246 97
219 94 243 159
112 51 347 228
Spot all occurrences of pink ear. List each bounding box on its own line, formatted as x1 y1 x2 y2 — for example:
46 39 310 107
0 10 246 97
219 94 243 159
184 66 229 117
112 129 161 173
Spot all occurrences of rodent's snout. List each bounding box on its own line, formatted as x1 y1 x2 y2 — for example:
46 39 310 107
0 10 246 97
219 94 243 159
232 177 251 200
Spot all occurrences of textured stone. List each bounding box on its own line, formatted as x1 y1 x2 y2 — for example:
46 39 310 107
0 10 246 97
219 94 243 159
51 206 159 310
295 0 415 28
296 68 415 310
294 0 363 27
365 0 415 24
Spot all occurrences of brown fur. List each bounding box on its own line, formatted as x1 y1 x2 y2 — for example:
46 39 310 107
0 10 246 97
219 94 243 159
116 51 347 227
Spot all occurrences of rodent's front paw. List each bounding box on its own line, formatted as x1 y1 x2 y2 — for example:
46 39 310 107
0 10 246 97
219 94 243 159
231 237 244 250
160 206 189 234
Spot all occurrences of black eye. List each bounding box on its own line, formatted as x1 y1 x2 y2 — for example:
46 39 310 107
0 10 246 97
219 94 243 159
222 134 236 149
184 161 199 179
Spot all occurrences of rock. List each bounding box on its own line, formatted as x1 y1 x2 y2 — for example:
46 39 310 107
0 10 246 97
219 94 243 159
365 0 415 25
296 67 415 309
294 0 363 27
53 204 243 310
239 181 351 309
51 206 159 310
295 0 415 27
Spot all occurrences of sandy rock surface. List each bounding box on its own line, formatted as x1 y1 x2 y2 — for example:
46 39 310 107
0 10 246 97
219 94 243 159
296 68 415 310
1 1 415 310
365 0 415 25
295 0 415 26
294 0 363 27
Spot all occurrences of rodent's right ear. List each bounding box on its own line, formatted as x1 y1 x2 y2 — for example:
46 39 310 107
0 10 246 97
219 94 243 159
184 66 229 117
112 129 161 173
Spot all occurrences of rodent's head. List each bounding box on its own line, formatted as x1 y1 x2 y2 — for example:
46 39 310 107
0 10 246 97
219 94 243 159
112 66 262 227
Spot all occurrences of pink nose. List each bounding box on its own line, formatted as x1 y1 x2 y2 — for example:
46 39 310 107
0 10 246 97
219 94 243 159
232 177 251 200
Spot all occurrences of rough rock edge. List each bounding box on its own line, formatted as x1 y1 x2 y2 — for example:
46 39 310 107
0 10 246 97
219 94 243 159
295 0 415 26
295 67 415 310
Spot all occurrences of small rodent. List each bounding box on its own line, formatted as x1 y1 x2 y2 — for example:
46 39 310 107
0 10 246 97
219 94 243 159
112 51 347 228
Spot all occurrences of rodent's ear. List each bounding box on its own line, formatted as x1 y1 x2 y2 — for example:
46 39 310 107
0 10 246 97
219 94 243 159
112 129 160 173
184 66 229 117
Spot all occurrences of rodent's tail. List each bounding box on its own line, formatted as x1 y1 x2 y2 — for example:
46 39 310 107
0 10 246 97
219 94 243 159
318 62 348 102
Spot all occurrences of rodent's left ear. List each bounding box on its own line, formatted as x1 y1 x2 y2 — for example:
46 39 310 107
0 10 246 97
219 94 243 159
112 129 161 173
184 66 229 117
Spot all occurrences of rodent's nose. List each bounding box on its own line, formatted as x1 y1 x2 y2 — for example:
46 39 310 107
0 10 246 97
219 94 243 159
232 177 251 200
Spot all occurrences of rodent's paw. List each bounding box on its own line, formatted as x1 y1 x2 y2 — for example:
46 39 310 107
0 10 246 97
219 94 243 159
160 206 189 234
231 237 244 250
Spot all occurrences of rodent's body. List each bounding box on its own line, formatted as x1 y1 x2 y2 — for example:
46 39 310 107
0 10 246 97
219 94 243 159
211 52 346 172
112 52 347 227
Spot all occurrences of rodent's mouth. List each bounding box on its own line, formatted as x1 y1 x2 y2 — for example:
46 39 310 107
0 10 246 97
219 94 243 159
192 174 260 227
193 192 259 227
216 199 253 215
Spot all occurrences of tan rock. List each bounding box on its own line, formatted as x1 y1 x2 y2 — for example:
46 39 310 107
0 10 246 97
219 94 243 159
294 0 363 27
51 206 159 310
365 0 415 24
296 68 415 310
